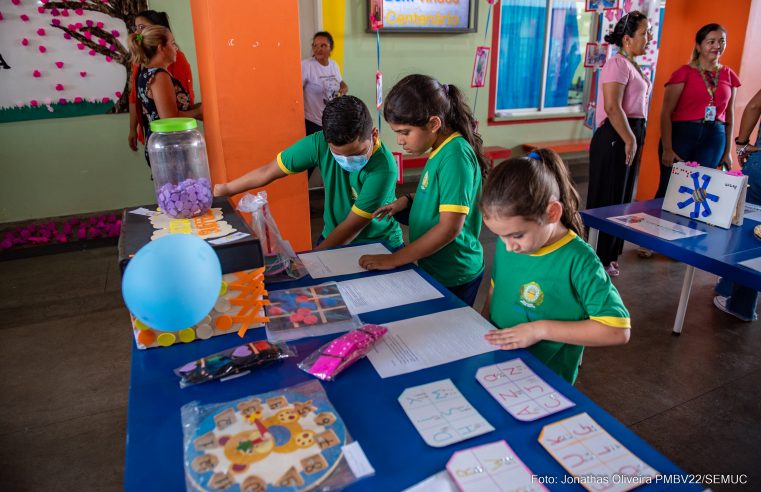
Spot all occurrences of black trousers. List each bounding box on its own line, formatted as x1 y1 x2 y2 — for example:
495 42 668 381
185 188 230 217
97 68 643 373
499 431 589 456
586 118 646 265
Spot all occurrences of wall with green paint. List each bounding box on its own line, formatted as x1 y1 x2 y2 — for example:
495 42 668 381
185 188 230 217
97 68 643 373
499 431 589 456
339 3 591 154
0 0 199 224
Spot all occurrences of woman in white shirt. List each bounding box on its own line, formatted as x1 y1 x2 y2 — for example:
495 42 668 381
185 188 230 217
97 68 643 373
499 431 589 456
302 31 348 135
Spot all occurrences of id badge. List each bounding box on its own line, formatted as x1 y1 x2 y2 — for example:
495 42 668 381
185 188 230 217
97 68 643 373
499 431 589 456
705 105 717 122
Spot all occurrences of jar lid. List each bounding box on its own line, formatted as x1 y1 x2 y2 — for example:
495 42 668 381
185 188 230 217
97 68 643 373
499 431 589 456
149 117 197 133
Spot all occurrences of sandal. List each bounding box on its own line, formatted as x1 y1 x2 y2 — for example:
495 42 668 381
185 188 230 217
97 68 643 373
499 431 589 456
637 247 653 258
605 261 620 277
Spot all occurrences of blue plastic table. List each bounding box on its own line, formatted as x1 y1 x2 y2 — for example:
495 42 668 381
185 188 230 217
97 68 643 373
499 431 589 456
581 199 761 334
125 260 700 491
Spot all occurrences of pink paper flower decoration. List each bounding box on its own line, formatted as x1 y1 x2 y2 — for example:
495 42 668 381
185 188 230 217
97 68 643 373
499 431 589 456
105 56 112 62
86 19 93 27
84 31 92 39
62 9 69 17
59 98 67 104
55 61 64 68
38 45 46 53
109 44 116 51
79 71 86 77
111 29 119 37
75 8 83 15
74 96 83 103
37 28 46 36
38 6 45 13
51 7 60 16
12 0 20 5
0 12 4 21
102 97 111 103
98 38 106 46
30 100 39 107
96 21 103 28
115 91 122 98
52 18 60 26
41 0 49 3
88 49 96 56
21 37 29 46
63 33 71 39
76 43 84 50
20 14 29 21
55 83 64 91
33 69 41 77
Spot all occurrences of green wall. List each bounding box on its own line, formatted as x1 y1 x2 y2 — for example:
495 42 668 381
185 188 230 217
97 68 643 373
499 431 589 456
0 0 199 224
340 3 592 154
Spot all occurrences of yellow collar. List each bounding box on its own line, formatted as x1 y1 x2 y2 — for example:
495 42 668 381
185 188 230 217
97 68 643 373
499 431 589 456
372 137 381 155
428 132 462 161
530 230 576 256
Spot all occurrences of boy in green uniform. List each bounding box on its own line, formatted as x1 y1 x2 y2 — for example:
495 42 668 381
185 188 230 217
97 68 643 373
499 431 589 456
214 96 403 250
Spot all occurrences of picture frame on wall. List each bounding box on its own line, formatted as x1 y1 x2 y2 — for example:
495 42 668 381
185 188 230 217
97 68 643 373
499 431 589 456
584 43 609 68
471 46 490 88
585 0 620 11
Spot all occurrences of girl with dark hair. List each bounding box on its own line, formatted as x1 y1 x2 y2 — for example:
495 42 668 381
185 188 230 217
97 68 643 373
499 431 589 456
302 31 348 136
657 23 739 194
128 26 202 164
481 149 630 384
587 11 653 276
358 74 486 306
127 10 195 153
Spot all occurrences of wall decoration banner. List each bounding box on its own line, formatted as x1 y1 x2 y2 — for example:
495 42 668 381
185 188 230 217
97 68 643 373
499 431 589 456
0 0 147 122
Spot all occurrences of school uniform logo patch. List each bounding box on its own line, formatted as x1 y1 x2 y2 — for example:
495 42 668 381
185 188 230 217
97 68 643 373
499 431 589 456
421 172 429 190
519 281 544 309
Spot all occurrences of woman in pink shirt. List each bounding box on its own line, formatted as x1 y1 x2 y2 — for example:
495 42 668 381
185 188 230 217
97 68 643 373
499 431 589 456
587 11 653 276
656 24 741 197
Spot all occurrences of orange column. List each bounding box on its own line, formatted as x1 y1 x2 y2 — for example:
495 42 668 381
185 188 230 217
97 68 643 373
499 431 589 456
190 0 311 250
637 0 751 200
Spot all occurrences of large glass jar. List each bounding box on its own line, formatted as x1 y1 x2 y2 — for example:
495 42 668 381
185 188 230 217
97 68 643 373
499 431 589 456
147 118 212 219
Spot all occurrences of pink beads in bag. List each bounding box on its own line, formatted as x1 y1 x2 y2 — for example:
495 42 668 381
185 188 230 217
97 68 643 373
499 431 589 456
299 324 388 380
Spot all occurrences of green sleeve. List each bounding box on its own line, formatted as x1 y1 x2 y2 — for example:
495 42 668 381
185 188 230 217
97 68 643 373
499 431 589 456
437 148 477 214
572 248 631 328
352 152 397 219
276 132 323 174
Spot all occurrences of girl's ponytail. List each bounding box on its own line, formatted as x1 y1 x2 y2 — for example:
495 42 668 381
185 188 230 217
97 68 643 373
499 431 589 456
534 148 584 236
445 84 489 177
128 25 170 66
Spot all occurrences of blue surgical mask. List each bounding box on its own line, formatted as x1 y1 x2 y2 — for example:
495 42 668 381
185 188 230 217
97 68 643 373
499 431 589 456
332 152 369 173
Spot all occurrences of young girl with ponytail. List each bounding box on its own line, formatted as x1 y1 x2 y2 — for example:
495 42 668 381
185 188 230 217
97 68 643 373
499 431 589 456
480 149 630 384
358 74 487 306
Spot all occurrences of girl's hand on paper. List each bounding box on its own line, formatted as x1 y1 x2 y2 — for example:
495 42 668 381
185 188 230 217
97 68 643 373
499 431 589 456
359 253 398 271
485 322 543 350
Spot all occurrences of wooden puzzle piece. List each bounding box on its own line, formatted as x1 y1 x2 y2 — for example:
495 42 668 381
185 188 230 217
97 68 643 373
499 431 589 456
240 475 267 492
237 398 263 418
267 396 288 410
194 431 218 451
191 454 219 472
214 408 237 430
301 453 328 475
294 400 316 417
275 466 304 488
315 429 341 449
208 471 235 490
314 412 336 426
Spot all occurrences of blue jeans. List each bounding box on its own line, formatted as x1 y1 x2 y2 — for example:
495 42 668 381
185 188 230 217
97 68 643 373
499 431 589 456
655 120 726 198
446 271 484 307
715 130 761 319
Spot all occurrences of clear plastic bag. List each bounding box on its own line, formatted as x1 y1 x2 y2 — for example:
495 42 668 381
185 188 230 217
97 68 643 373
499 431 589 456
181 380 371 491
265 282 362 342
174 340 294 388
298 325 388 381
237 191 307 282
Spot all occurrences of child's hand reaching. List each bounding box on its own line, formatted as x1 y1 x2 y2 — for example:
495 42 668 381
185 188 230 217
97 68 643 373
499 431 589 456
359 253 398 271
373 197 408 221
485 322 544 350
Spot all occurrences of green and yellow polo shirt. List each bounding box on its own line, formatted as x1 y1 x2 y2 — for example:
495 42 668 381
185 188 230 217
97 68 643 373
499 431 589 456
490 231 630 384
277 132 403 249
408 132 484 287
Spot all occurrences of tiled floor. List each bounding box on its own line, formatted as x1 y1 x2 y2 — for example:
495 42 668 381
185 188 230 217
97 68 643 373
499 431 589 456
1 172 759 491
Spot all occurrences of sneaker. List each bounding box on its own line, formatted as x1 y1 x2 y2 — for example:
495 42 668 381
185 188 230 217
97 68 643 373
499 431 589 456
637 246 653 258
713 296 757 322
605 261 620 277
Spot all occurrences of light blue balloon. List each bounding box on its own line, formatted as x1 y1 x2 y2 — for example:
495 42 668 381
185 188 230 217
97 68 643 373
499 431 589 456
122 234 222 332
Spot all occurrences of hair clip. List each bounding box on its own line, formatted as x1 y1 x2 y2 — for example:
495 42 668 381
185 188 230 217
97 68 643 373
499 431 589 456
135 33 143 42
442 83 449 93
527 151 541 160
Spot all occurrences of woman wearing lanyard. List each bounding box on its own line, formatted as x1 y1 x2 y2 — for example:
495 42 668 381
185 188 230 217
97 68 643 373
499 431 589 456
657 24 740 199
587 11 653 277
